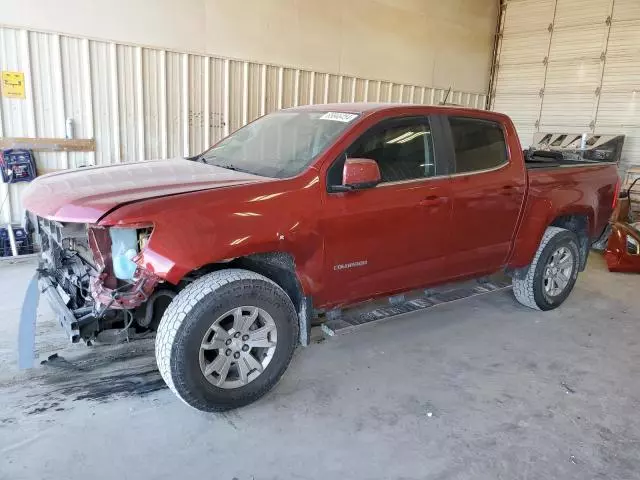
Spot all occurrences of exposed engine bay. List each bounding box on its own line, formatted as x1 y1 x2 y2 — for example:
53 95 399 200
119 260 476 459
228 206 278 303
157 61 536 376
37 217 173 342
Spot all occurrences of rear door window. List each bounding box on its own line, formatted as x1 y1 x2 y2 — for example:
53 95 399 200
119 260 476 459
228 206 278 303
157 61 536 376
448 117 508 174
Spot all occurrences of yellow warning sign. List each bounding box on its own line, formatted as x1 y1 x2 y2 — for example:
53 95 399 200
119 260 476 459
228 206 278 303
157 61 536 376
2 71 26 99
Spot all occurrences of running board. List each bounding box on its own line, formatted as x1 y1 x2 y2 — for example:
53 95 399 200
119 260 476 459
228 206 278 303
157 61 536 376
321 275 512 337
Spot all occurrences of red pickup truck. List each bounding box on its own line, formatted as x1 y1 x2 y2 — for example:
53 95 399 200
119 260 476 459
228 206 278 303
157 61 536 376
22 103 618 412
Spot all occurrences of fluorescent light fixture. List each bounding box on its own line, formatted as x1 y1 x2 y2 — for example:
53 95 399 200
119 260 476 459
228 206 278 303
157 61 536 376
397 131 427 143
386 131 415 144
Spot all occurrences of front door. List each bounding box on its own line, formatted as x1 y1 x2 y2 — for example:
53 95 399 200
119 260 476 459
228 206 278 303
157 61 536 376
319 116 453 307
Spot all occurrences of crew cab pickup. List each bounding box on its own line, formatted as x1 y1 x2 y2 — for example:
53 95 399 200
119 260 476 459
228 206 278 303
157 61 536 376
22 104 619 412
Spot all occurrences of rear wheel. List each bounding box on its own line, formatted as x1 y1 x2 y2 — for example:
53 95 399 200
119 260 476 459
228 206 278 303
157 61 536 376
512 226 580 311
155 269 298 412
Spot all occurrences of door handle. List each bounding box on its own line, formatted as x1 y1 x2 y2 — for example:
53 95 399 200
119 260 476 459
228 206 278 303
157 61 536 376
419 196 446 207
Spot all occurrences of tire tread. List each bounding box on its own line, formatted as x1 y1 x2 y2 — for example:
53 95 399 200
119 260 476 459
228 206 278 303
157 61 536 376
155 269 297 411
513 226 568 310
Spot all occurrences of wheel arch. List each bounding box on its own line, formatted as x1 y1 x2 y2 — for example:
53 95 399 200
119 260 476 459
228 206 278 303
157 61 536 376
509 202 594 271
180 252 313 346
549 213 590 270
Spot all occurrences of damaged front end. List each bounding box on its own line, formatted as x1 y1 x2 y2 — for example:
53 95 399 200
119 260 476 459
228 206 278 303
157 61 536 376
36 218 163 343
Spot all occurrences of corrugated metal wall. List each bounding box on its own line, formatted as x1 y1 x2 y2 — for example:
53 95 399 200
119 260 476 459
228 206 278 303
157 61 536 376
491 0 640 175
0 25 488 224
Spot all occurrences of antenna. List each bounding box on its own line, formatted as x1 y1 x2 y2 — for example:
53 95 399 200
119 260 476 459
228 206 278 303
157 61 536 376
440 87 452 105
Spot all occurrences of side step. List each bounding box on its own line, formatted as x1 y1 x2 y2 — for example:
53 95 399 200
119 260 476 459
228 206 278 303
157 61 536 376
321 274 512 337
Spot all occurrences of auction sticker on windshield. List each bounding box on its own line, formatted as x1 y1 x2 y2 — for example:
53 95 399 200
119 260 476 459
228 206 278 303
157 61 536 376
320 112 358 123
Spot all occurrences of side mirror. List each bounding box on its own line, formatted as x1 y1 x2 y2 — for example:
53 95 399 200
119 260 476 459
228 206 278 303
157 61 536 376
331 158 381 192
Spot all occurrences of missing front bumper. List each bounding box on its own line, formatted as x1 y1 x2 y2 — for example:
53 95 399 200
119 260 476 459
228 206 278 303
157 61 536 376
38 273 94 343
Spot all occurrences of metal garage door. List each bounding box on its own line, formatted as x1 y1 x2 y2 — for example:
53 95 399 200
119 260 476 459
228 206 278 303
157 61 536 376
491 0 640 173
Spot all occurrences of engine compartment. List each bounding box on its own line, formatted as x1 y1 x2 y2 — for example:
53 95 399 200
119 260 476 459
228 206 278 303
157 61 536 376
37 217 165 342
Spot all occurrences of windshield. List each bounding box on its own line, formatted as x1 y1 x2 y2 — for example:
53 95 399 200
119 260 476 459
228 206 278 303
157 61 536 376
198 110 359 178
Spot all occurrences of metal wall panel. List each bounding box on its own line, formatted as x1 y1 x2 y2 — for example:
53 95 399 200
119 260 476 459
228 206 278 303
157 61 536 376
601 58 640 92
612 0 640 21
165 51 185 160
596 92 640 127
498 33 551 66
142 48 164 160
493 93 541 145
540 92 595 127
544 60 601 92
502 0 555 34
607 22 640 57
554 0 611 28
549 25 607 59
0 25 486 224
89 40 118 166
208 58 226 144
494 64 545 94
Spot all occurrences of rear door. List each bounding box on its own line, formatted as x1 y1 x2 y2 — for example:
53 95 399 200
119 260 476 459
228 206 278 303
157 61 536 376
444 116 526 278
319 115 453 306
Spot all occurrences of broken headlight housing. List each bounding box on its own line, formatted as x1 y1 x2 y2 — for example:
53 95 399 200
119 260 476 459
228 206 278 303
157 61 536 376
109 226 153 280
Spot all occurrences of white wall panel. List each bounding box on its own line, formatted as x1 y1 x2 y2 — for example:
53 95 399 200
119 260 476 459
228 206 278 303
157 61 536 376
142 49 164 160
89 40 118 166
208 58 226 144
549 25 607 60
116 45 143 163
601 57 640 91
597 92 640 128
494 64 545 94
493 93 541 145
165 51 186 160
0 25 486 224
497 33 551 66
607 22 640 57
612 0 640 21
540 92 595 127
544 60 601 93
502 0 555 34
554 0 611 28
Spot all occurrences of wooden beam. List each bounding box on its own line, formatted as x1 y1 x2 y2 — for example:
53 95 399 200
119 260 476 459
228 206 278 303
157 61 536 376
0 137 96 152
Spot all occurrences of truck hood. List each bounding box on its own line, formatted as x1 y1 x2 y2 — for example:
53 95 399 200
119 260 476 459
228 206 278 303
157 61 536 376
23 158 270 223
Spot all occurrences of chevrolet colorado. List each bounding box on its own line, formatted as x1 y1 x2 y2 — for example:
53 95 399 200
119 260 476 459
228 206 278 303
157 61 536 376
22 104 619 411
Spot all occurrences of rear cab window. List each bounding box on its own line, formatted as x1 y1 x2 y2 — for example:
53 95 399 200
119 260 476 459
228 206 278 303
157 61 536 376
448 117 508 174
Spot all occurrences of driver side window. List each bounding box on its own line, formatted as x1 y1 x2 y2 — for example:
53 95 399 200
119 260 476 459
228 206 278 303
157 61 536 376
327 118 435 186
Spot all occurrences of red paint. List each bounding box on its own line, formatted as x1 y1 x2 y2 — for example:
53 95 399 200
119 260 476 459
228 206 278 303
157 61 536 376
604 224 640 272
90 270 160 309
22 160 270 223
23 104 619 309
604 180 640 273
342 158 381 188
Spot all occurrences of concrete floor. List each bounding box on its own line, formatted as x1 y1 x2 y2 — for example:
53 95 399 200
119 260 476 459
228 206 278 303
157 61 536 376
1 254 639 480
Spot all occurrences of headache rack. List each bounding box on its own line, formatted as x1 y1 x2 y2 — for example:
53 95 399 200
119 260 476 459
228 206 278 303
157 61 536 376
524 133 625 168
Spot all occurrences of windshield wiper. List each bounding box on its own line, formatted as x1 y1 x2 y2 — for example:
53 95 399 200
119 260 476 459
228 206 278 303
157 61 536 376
195 153 215 163
215 163 249 173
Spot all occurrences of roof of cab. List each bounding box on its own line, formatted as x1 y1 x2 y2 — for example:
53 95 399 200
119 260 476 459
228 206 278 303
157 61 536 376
287 102 486 115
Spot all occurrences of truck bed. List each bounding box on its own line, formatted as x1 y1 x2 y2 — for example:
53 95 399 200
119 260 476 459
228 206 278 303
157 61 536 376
524 149 615 169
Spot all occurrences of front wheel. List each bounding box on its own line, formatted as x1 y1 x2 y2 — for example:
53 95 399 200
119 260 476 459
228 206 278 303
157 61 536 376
155 269 298 412
512 226 580 311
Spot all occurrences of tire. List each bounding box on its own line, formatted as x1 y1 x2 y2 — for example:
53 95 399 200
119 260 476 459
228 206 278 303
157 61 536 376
155 269 298 412
512 227 580 311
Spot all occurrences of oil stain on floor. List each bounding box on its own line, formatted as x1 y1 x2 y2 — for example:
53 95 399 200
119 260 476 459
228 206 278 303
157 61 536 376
2 338 166 418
